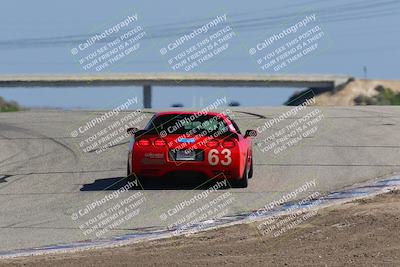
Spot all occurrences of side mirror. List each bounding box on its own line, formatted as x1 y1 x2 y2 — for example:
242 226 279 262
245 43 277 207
126 127 139 136
244 129 257 138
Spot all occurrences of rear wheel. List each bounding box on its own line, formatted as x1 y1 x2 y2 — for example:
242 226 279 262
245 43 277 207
126 160 138 184
248 157 253 178
231 155 249 188
127 160 130 177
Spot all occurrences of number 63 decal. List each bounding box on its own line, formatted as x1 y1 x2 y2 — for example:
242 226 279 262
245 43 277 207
208 149 232 166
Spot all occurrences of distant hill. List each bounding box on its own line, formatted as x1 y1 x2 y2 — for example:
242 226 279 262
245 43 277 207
286 79 400 106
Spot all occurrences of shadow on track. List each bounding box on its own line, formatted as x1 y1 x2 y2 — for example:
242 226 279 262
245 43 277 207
80 175 228 191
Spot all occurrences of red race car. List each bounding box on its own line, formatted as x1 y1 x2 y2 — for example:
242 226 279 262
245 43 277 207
126 111 257 188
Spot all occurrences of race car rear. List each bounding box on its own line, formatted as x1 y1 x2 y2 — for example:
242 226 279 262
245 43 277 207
127 112 254 187
133 133 245 179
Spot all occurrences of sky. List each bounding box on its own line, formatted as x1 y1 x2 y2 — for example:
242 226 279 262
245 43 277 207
0 0 399 109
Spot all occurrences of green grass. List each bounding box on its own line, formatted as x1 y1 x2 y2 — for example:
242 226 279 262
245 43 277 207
354 86 400 105
0 96 21 112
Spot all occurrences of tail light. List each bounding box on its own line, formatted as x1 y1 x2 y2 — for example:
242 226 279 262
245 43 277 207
206 140 219 148
222 139 235 148
154 138 166 147
137 138 151 146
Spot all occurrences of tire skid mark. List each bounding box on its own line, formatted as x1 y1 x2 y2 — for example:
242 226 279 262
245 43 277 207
0 133 24 166
0 123 79 163
0 123 79 171
0 122 79 190
232 110 267 119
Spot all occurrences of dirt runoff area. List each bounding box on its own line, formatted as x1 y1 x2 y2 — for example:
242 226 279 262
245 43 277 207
2 190 400 267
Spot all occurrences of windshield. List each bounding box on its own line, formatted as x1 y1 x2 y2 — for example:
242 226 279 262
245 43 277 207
145 114 230 136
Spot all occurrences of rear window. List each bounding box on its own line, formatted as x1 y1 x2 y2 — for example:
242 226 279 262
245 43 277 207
145 114 230 136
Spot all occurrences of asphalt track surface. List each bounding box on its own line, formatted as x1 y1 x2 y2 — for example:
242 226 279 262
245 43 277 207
1 106 400 252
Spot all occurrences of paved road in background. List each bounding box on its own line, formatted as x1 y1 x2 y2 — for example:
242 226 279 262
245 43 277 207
1 106 400 252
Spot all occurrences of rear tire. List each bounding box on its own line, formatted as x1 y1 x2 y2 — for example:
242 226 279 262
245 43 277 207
127 160 134 181
127 160 139 186
231 155 249 188
248 158 253 179
127 161 130 177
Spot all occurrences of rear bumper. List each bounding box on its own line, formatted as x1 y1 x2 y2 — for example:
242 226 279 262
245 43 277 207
132 160 241 180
